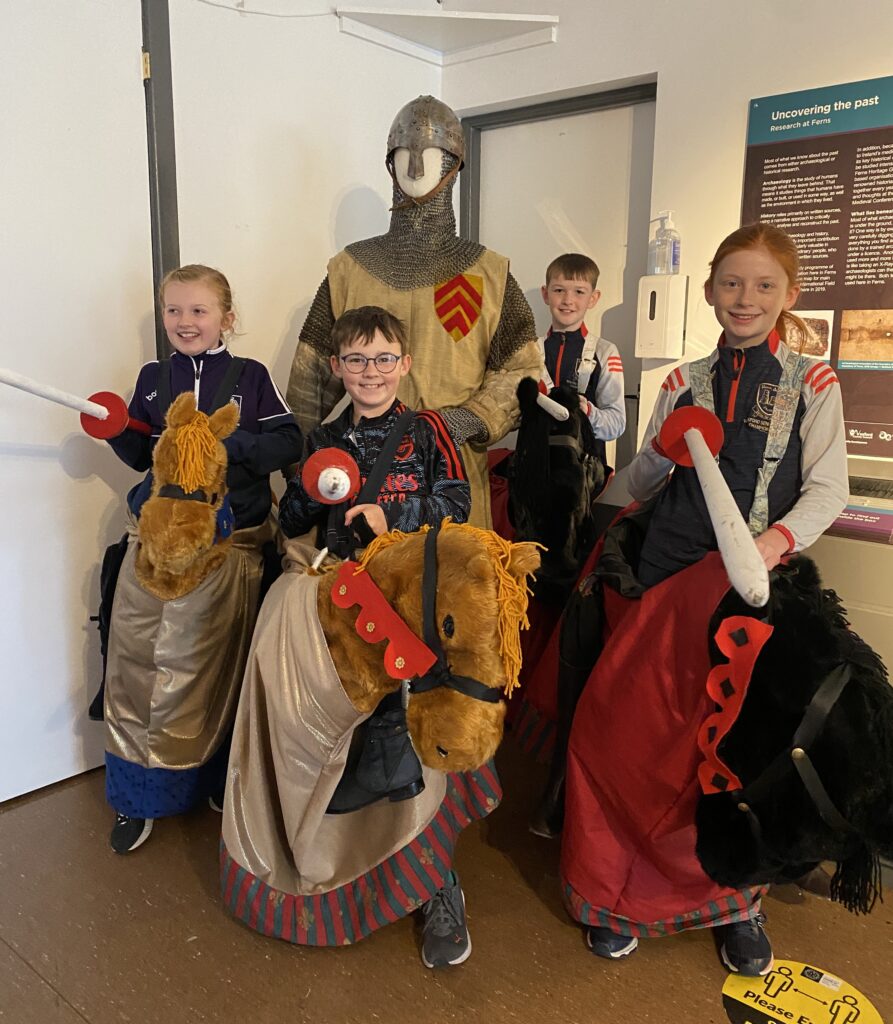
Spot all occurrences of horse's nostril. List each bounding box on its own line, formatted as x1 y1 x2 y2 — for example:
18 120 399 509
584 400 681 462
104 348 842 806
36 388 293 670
436 746 449 757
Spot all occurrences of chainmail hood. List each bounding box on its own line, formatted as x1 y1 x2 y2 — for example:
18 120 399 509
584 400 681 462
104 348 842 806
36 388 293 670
345 153 485 290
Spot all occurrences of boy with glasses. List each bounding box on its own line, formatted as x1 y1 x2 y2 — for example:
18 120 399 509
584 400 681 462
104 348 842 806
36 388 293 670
279 306 475 968
280 305 470 551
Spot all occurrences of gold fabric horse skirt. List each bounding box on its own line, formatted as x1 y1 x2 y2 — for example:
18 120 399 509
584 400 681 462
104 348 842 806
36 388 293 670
104 516 273 818
219 563 501 945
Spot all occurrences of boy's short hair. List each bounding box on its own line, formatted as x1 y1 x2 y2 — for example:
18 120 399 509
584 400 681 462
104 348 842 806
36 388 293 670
330 306 407 356
545 253 600 288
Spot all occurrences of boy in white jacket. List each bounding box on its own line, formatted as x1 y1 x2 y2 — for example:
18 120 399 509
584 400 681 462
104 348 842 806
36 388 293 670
539 253 625 461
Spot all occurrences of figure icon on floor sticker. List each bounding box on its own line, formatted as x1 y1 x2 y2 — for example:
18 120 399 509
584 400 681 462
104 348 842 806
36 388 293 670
764 965 794 999
721 959 883 1024
830 994 860 1024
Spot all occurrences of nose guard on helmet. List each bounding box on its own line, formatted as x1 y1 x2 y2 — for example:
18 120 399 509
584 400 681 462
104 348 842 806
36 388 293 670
386 94 466 170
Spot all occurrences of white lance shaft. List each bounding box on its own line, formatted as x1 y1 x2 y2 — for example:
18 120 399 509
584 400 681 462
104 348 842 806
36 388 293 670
536 392 570 421
684 426 769 608
0 367 109 419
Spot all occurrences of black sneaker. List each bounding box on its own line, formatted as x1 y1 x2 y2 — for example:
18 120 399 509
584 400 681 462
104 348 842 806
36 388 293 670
717 915 774 976
110 814 153 854
585 925 638 960
421 872 471 968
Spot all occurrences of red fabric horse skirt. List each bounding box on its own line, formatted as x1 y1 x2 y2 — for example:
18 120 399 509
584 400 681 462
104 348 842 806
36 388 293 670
560 553 750 926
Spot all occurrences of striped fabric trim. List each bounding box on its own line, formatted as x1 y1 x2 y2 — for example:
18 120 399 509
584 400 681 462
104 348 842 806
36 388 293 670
804 362 839 394
220 763 502 946
508 698 556 763
562 881 767 937
660 367 686 392
416 409 466 480
606 357 624 374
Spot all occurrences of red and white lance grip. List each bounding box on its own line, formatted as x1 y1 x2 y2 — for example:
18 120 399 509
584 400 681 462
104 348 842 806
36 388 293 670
0 367 151 439
301 447 361 505
657 406 769 609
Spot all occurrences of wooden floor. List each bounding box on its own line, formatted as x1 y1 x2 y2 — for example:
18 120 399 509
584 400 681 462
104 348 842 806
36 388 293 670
1 741 890 1024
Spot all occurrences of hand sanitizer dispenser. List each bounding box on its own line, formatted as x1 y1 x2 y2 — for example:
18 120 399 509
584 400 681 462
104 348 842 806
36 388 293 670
635 274 688 359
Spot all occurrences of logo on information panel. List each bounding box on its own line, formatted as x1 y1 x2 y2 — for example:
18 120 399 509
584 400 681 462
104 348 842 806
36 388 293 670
434 274 483 340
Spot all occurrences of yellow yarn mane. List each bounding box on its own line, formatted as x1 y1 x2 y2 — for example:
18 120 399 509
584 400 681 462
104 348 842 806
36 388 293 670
358 521 533 698
172 413 218 493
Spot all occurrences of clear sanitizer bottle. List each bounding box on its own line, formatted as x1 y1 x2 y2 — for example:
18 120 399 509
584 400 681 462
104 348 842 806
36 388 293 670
647 210 681 275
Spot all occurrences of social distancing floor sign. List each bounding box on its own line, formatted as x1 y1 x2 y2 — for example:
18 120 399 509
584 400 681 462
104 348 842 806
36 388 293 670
723 959 883 1023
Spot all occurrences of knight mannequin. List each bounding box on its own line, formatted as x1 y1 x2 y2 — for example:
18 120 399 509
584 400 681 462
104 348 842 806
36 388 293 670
288 95 541 528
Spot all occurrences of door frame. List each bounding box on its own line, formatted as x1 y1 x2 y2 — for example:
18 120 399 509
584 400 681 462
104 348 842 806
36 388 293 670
459 83 657 243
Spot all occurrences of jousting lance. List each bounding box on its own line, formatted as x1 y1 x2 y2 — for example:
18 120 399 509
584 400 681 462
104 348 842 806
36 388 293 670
0 367 151 439
657 406 770 608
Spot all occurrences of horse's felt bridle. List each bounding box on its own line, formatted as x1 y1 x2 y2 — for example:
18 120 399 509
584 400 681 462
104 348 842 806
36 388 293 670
158 483 218 504
408 522 502 704
331 521 501 705
733 662 858 850
155 484 234 542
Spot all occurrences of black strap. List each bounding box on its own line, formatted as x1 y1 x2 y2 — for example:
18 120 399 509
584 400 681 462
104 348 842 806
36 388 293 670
355 409 415 506
324 409 415 558
739 662 855 833
410 522 501 704
156 359 173 420
792 663 852 750
157 483 214 504
422 519 442 657
790 664 855 832
155 355 245 421
209 356 246 413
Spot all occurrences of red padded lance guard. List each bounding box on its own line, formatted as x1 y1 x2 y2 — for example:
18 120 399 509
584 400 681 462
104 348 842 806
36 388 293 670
658 406 724 467
80 391 152 439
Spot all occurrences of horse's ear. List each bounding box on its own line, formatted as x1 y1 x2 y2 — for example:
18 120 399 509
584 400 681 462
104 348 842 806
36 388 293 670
507 541 540 580
209 402 240 440
165 391 198 428
516 376 541 416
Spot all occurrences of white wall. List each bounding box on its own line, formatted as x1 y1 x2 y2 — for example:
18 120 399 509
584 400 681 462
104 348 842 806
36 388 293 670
0 0 438 801
442 0 893 443
169 0 439 390
0 0 155 800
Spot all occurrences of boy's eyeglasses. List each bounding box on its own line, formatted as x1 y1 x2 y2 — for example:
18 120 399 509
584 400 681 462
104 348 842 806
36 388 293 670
339 353 402 374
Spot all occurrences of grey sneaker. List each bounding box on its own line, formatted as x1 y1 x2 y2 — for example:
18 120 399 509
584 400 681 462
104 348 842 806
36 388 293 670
421 872 471 968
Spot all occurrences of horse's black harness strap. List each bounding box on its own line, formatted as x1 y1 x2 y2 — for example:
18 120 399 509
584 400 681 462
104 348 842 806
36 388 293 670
790 663 855 832
157 483 215 504
738 662 855 834
791 663 852 751
410 522 501 705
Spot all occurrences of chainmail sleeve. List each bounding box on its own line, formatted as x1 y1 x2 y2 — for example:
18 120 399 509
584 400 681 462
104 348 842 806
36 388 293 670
286 276 345 434
443 272 542 445
487 272 538 372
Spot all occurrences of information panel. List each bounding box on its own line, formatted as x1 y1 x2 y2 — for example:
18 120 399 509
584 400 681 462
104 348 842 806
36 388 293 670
743 76 893 459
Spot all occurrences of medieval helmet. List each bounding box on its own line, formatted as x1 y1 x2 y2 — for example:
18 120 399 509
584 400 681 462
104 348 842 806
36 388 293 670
386 95 465 175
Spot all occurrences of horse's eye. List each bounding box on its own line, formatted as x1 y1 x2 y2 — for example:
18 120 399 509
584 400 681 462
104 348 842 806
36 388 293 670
442 615 455 638
436 746 449 758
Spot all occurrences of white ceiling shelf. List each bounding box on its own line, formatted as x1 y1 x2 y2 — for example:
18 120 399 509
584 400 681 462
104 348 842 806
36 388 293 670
335 7 559 67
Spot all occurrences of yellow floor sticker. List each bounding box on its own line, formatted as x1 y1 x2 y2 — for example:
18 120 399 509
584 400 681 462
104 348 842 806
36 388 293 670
723 959 883 1023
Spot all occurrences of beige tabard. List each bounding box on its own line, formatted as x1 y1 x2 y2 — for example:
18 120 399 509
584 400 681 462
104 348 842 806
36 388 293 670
327 249 511 529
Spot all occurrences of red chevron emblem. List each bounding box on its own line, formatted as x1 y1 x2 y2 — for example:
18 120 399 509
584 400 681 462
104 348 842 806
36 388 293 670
434 274 483 341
